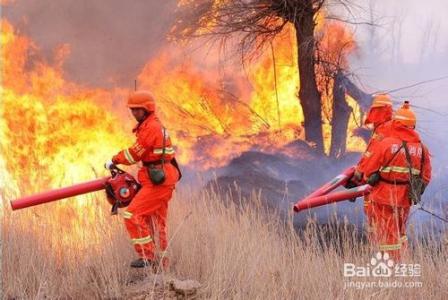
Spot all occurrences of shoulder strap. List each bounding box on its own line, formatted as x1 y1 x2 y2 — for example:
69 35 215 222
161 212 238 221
419 143 425 179
402 142 413 179
403 141 425 179
161 127 166 166
382 143 404 170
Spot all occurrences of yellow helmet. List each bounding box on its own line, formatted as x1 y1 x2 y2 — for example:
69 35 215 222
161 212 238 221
371 94 392 108
393 101 416 128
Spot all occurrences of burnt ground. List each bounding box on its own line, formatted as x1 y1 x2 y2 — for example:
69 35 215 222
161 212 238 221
179 140 448 240
201 141 366 228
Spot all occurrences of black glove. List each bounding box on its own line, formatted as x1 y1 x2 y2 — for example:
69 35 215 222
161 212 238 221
367 172 381 186
344 170 363 189
344 180 358 189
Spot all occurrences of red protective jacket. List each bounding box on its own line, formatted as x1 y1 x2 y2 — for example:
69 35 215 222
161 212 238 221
112 114 179 186
362 121 432 207
357 121 392 176
357 105 393 176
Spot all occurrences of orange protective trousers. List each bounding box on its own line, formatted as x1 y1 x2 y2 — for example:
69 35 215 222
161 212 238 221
365 201 410 260
122 184 174 262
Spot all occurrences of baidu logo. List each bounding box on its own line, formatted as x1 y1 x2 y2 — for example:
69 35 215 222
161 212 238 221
344 252 394 277
369 252 394 277
343 252 423 289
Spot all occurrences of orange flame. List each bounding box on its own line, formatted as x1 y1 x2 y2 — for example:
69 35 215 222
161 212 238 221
0 20 131 198
1 15 365 196
139 21 364 167
0 19 136 252
0 10 367 255
316 21 365 153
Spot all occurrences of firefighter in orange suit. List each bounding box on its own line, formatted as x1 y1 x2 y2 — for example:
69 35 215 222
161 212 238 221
362 101 431 260
351 94 393 240
106 91 180 268
356 94 393 178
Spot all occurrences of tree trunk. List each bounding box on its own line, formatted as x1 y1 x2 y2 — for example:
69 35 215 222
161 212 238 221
340 75 372 111
294 9 324 154
330 71 351 158
340 74 373 144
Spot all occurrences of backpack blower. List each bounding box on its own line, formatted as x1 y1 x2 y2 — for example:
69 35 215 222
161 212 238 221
10 165 140 215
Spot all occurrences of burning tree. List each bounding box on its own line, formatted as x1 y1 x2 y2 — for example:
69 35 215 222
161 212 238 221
172 0 372 155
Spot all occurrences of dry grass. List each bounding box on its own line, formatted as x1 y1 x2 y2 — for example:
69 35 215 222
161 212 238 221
1 185 447 299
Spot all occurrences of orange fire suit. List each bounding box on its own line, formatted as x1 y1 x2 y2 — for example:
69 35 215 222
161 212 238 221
112 114 179 263
356 107 392 239
362 122 431 259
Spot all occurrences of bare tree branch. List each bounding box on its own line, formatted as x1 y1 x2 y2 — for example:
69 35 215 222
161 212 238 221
171 0 376 156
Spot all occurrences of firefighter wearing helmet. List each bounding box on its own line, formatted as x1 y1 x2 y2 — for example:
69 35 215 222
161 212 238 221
361 101 432 260
354 94 394 180
106 91 181 268
348 94 394 242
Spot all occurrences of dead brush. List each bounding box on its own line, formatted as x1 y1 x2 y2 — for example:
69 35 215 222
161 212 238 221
2 185 447 299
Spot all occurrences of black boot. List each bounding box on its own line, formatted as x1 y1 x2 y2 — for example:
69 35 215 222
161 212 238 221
130 258 154 268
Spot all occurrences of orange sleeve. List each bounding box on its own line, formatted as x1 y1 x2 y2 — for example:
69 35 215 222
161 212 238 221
361 142 388 181
357 141 374 174
422 145 432 184
357 131 385 174
112 124 157 165
112 141 147 165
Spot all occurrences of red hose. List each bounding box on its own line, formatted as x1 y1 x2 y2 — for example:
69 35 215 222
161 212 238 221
304 166 356 199
292 166 355 212
10 177 110 210
294 184 372 212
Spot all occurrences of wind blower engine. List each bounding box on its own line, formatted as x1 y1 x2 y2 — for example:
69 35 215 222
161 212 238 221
105 166 141 214
10 165 140 214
